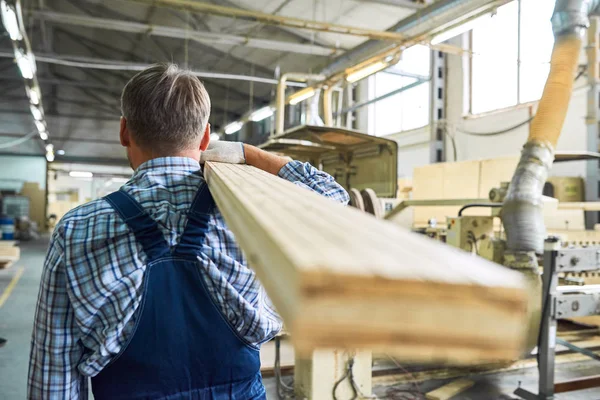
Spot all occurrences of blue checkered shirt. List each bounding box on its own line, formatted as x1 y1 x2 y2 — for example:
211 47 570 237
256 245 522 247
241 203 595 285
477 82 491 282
28 157 349 399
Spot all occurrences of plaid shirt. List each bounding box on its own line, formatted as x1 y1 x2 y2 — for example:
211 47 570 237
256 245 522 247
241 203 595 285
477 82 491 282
28 157 349 399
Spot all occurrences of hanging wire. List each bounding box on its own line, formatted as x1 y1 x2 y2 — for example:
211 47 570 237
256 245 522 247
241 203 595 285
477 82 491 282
332 355 379 400
0 130 38 149
274 336 294 400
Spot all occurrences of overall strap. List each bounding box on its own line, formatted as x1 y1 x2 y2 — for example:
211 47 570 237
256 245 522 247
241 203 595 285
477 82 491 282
173 183 215 256
105 190 171 261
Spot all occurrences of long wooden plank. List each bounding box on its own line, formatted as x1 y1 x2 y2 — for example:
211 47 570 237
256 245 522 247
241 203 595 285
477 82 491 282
204 162 529 364
425 378 475 400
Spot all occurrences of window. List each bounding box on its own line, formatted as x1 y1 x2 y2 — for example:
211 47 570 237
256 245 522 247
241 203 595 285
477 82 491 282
368 45 431 136
471 0 555 114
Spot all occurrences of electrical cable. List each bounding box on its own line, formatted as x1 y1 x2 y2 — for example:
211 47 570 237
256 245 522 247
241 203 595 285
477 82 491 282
274 336 294 400
457 117 533 137
0 130 38 149
458 203 503 216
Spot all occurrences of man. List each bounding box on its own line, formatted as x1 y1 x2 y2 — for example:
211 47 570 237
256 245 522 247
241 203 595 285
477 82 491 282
28 64 349 399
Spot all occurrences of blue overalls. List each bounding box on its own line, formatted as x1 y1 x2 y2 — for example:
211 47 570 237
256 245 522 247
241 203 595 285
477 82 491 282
91 186 265 400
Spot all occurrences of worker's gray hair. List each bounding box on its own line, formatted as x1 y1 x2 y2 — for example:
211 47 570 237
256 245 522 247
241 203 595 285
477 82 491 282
121 63 211 153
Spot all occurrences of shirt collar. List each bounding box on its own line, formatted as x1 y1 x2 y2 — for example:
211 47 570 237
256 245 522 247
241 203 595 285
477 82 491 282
133 157 201 177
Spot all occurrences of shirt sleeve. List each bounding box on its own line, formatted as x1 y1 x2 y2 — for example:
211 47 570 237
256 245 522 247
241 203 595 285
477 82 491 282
277 160 350 205
28 225 87 400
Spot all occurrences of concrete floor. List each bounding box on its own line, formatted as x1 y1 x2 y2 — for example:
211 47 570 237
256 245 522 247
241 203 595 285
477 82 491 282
4 239 600 399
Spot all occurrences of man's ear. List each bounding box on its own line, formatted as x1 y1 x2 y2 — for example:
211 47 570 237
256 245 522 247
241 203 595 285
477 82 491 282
200 123 211 151
119 117 130 147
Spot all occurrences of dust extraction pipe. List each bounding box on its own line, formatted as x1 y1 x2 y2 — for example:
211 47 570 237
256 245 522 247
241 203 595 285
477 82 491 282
502 0 600 352
503 0 600 255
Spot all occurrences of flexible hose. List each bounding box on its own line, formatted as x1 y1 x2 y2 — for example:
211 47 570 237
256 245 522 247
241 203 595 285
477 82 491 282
503 35 582 255
528 35 582 147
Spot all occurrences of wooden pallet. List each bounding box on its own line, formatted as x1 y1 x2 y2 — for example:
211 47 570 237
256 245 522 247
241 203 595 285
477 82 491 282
204 162 530 365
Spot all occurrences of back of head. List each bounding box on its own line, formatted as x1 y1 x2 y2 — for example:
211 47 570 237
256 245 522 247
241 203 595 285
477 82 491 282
121 63 211 154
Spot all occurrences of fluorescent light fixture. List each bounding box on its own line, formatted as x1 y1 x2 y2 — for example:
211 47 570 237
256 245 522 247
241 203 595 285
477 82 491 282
346 61 389 83
15 49 35 79
34 119 45 132
39 131 48 140
1 0 22 41
30 104 42 120
56 149 65 155
45 143 54 162
210 133 220 141
111 177 129 183
224 121 243 135
289 87 316 105
27 85 41 105
69 171 93 178
430 14 490 45
250 106 274 122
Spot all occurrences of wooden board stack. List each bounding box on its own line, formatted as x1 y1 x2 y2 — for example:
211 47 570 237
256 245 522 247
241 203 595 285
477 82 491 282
205 162 530 365
0 241 20 269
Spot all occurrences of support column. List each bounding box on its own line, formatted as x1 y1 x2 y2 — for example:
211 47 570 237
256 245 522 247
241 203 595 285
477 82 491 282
294 349 372 400
586 17 600 229
429 49 446 163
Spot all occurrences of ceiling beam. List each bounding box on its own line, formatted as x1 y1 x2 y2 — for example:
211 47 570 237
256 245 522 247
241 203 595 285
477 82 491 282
0 132 121 145
32 11 340 57
63 1 276 78
0 50 304 87
355 0 426 10
126 0 408 42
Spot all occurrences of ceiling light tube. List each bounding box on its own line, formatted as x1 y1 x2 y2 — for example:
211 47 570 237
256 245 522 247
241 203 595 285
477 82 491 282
30 104 43 120
224 121 243 135
39 131 48 140
56 149 65 155
346 61 389 83
288 87 316 105
69 171 93 178
45 143 54 162
27 85 41 105
250 106 274 122
34 119 45 132
1 0 22 41
15 48 35 79
210 133 220 141
430 14 490 45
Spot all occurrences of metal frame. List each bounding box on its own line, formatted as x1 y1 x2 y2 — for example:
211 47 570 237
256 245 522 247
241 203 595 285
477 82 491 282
33 11 340 57
514 240 600 400
586 17 600 229
126 0 412 42
430 48 446 163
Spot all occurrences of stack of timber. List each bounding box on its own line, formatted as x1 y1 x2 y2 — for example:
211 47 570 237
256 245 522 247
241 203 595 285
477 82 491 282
205 162 530 365
0 241 20 269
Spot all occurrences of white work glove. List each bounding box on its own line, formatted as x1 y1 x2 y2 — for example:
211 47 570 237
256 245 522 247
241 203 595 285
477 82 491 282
199 141 245 164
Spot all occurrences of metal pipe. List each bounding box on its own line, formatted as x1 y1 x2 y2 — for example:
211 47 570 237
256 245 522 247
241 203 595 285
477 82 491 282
323 86 334 126
354 0 426 10
335 78 428 115
0 51 307 86
126 0 410 42
320 0 510 77
31 10 340 57
275 73 325 134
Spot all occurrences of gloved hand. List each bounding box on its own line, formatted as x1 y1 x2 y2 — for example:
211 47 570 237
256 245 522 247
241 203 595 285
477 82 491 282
199 141 245 164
